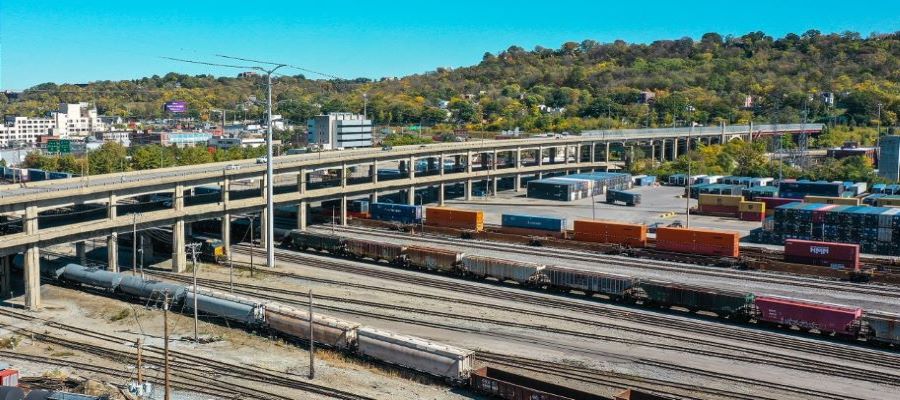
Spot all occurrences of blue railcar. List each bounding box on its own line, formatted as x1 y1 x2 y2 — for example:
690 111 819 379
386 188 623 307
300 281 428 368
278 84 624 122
369 202 423 224
47 171 72 180
501 214 566 232
28 169 48 182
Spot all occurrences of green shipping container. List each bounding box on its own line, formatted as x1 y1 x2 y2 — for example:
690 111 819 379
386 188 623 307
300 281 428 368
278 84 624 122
638 280 754 316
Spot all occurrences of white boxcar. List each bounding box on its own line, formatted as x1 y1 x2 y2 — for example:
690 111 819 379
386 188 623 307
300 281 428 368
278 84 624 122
545 266 635 298
265 303 360 350
461 256 546 285
184 286 265 325
356 327 474 382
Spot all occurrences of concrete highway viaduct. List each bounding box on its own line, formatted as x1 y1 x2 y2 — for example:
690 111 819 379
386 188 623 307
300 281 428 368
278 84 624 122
0 123 822 310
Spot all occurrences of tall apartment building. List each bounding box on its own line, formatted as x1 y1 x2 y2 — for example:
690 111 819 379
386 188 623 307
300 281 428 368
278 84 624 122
0 102 106 147
307 112 373 149
878 135 900 182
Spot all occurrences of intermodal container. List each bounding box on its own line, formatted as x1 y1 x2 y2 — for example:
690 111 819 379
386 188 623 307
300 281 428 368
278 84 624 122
369 203 423 224
573 220 647 247
502 214 566 232
606 189 641 206
740 212 765 222
784 239 860 271
655 227 740 257
698 194 743 207
876 195 900 207
0 368 19 387
758 197 802 215
527 179 579 201
638 280 753 317
863 193 886 206
754 296 862 336
805 195 862 206
426 207 484 231
739 201 765 213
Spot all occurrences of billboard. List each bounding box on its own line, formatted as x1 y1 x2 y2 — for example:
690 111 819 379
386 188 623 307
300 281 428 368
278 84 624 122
164 100 188 113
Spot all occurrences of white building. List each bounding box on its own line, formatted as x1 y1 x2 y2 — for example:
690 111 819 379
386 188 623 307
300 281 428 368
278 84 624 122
307 112 372 150
0 102 107 147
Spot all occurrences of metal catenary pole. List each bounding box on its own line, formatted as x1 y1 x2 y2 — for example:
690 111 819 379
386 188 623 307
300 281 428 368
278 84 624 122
188 242 201 343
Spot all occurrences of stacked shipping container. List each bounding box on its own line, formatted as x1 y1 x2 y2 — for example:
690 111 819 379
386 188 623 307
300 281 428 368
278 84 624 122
778 181 844 199
804 196 861 206
784 239 860 271
655 227 740 257
527 173 631 201
573 220 647 247
739 201 766 221
697 194 743 217
689 184 745 199
741 186 778 200
370 203 423 224
772 203 900 255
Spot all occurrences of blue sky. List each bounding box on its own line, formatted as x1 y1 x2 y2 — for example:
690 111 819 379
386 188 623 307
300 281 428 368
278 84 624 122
1 0 898 90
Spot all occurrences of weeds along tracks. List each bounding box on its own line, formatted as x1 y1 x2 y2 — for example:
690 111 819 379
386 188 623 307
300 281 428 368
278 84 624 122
327 225 900 297
0 307 374 400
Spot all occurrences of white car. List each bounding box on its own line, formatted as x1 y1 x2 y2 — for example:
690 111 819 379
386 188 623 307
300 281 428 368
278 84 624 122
256 157 267 164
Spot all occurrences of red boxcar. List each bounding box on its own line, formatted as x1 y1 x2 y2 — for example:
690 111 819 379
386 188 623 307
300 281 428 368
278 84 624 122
755 296 862 336
784 239 860 271
0 369 18 386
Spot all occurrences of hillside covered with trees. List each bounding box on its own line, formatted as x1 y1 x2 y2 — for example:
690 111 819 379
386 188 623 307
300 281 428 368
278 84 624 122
1 30 897 135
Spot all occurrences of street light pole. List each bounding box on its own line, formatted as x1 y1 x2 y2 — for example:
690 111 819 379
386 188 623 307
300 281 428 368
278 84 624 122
263 65 286 271
685 105 695 228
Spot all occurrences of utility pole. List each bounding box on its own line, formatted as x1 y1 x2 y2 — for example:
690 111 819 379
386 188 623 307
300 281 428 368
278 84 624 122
132 214 138 276
309 290 315 379
163 292 171 400
187 242 202 343
138 235 145 280
685 105 695 228
135 338 143 387
249 214 255 278
229 247 234 293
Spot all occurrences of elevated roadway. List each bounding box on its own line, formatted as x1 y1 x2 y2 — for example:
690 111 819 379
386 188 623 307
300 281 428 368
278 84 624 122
0 123 823 310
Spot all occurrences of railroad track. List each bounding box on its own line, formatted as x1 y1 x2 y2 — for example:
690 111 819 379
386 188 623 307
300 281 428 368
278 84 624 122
324 224 900 298
0 305 374 400
150 264 879 400
163 250 900 390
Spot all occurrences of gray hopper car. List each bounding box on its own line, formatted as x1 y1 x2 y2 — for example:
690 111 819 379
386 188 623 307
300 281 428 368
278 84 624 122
461 256 546 285
546 266 635 298
404 246 464 271
356 327 474 382
863 311 900 346
185 287 265 325
265 304 360 350
345 238 406 262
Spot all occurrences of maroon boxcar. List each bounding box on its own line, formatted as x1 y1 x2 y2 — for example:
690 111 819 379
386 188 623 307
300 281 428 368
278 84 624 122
470 367 606 400
784 239 860 271
755 296 862 336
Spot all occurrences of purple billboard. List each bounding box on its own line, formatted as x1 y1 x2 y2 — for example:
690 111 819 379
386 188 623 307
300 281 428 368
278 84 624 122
164 100 188 113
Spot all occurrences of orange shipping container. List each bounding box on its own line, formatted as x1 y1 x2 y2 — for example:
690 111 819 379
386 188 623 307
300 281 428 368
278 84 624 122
425 207 484 231
573 220 647 247
656 227 739 257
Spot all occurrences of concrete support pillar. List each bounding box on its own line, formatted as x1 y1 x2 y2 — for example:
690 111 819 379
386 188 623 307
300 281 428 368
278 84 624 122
108 193 117 219
174 184 184 210
605 143 611 172
439 154 446 176
76 241 87 266
298 200 307 231
515 147 522 168
538 172 544 180
299 169 308 193
438 182 446 205
340 196 348 226
466 151 473 173
660 139 666 161
492 150 498 170
465 179 473 201
408 186 416 205
369 192 378 203
107 233 119 273
24 244 40 310
1 255 11 299
221 177 231 257
340 164 347 188
172 219 186 273
409 156 416 178
515 174 522 192
590 143 596 163
650 141 656 163
371 160 379 184
576 145 582 163
24 205 40 310
672 138 679 160
491 177 498 196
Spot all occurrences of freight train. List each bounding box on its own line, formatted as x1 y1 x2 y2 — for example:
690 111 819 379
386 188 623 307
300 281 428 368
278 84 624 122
286 230 900 346
13 260 474 383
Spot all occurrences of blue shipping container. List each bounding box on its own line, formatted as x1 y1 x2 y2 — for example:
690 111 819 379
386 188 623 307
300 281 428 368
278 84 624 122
47 171 72 180
28 169 48 181
501 214 566 232
369 203 422 224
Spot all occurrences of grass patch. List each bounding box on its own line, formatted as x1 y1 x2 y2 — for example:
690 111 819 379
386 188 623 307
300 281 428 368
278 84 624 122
0 336 21 349
108 308 131 322
50 351 76 358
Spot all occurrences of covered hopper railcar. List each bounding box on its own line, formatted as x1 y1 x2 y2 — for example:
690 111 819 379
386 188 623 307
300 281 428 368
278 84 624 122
862 311 900 346
356 327 474 383
636 280 754 318
545 267 635 299
403 246 464 272
344 238 405 263
265 304 361 350
460 256 547 286
754 296 862 336
290 230 345 253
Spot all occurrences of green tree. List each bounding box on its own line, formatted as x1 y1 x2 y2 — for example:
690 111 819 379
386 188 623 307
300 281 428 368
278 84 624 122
89 142 128 174
176 146 214 165
131 145 175 170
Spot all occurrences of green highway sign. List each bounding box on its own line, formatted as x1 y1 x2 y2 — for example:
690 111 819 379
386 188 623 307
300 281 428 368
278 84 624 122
47 139 71 154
